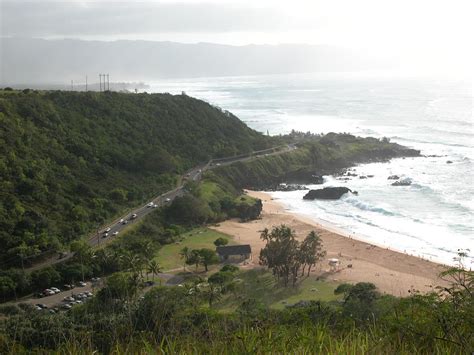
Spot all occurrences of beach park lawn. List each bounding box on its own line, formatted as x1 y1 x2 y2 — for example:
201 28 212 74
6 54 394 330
155 227 236 271
215 268 342 311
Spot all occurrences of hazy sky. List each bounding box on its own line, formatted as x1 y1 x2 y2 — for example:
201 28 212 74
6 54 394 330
1 0 473 73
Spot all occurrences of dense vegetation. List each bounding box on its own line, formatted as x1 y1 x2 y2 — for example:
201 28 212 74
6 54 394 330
0 255 472 354
0 89 272 269
212 132 420 189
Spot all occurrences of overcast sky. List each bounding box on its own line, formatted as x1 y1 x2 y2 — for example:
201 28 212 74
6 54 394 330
1 0 473 72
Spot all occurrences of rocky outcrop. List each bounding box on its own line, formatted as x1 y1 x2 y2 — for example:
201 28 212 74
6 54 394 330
387 175 400 180
303 187 352 200
391 178 412 186
312 175 325 184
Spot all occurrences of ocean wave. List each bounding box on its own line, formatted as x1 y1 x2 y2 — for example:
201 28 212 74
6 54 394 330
342 196 398 217
390 136 471 148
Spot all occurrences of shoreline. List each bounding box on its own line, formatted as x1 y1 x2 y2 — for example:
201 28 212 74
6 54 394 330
211 190 449 297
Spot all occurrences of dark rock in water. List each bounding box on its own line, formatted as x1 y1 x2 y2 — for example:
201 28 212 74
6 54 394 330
303 187 352 200
312 175 324 184
359 176 367 179
391 178 412 186
367 175 374 178
352 190 359 195
337 177 350 181
446 160 453 164
387 175 400 180
346 172 358 177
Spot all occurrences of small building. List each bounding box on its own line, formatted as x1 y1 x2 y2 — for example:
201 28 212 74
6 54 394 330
216 245 252 263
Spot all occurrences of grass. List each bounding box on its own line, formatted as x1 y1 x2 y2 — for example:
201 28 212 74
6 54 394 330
216 268 342 312
154 227 236 271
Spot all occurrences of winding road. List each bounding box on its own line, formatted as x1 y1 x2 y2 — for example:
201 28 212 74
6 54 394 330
27 144 297 272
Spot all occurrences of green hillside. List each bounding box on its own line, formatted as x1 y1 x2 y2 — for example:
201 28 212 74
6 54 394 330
0 90 271 268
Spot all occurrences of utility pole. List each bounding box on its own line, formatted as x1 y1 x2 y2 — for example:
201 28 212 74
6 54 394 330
71 80 74 91
99 74 102 92
86 75 88 92
107 73 110 91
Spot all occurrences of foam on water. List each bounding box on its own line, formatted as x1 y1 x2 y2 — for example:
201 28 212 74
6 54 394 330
148 73 474 266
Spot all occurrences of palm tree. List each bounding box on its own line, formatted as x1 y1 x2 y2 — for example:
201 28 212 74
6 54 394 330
147 260 161 281
179 246 190 271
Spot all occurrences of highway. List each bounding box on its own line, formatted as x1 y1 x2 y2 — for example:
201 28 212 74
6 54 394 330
27 144 297 271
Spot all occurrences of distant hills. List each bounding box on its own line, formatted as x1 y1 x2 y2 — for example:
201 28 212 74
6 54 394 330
0 38 389 85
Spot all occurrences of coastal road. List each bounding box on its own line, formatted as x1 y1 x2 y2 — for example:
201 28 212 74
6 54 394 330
26 144 297 272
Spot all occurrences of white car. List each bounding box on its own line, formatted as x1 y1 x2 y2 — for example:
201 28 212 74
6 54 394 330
113 231 119 236
165 198 171 202
131 213 137 219
119 218 124 224
146 202 154 207
64 296 75 302
78 281 87 287
152 203 158 208
105 227 111 233
50 287 60 293
61 304 72 310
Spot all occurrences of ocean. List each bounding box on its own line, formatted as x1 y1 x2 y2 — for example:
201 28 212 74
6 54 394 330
149 72 473 266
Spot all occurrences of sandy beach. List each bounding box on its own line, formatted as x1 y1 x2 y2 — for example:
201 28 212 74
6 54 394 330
211 190 449 297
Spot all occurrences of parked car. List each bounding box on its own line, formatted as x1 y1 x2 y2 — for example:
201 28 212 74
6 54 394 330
91 277 101 283
35 303 48 309
119 218 124 223
131 213 137 219
63 284 75 290
105 227 111 233
43 289 55 296
165 198 171 202
102 232 108 238
122 220 128 225
113 231 119 236
61 304 72 310
50 287 60 293
152 203 158 208
78 281 87 287
85 291 93 297
146 202 154 207
63 296 75 302
35 306 42 311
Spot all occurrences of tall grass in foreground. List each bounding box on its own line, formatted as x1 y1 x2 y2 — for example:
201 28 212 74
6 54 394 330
0 321 464 354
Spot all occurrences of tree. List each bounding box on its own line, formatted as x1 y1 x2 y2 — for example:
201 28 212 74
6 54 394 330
31 267 61 290
197 248 219 272
179 246 190 271
186 250 202 271
214 237 229 247
147 260 161 281
299 231 326 276
0 276 15 300
259 225 301 287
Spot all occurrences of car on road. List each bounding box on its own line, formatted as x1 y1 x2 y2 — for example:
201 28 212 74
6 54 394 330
50 287 60 293
165 198 171 202
102 232 108 238
63 284 74 290
152 203 158 208
63 296 75 302
216 163 221 166
78 281 87 287
35 303 48 309
35 305 42 311
91 277 101 283
61 304 72 310
131 213 137 219
146 202 154 207
113 231 119 236
119 218 124 223
105 227 111 233
122 219 128 225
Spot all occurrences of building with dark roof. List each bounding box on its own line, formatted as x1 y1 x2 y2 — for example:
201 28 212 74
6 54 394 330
216 244 252 262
